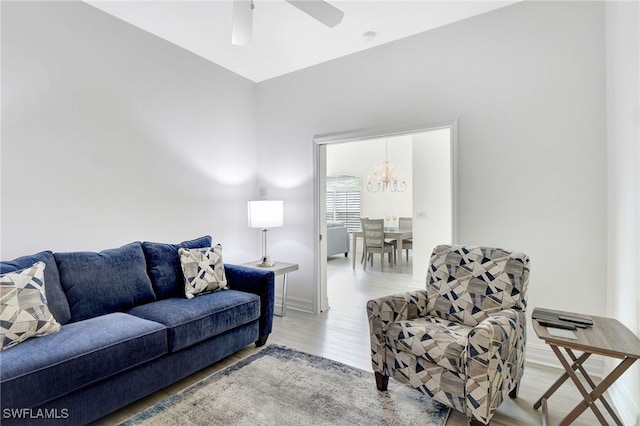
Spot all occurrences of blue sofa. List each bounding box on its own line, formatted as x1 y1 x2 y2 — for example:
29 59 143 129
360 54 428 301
0 236 274 425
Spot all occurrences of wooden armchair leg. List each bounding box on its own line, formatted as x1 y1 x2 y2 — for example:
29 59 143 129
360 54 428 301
374 371 389 391
509 382 519 398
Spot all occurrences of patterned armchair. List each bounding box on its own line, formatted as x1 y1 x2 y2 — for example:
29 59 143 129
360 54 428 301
367 245 530 425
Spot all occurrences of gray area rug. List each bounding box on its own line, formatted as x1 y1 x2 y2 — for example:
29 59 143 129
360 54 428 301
120 345 450 426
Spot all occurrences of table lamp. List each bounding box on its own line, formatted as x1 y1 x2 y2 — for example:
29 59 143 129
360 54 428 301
247 200 283 267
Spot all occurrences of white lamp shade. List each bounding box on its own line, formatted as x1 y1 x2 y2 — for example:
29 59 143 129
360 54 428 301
247 200 283 228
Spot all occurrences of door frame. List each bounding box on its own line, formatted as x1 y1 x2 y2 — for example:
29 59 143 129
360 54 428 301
312 119 459 313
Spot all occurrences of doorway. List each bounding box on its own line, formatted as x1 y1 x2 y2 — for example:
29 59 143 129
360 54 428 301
313 121 458 313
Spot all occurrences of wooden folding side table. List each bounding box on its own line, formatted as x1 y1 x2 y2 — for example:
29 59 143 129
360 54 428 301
532 308 640 426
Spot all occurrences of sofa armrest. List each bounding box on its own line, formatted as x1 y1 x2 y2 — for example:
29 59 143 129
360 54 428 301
465 308 526 424
225 264 275 342
366 290 429 374
326 225 349 257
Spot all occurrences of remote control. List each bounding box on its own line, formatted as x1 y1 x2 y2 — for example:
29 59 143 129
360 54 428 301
558 315 593 326
536 319 577 330
568 322 589 329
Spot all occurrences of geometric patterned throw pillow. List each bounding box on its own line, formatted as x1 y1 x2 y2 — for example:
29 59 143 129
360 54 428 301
178 245 228 299
0 261 62 351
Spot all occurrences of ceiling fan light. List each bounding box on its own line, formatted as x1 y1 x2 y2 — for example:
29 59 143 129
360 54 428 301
232 0 253 45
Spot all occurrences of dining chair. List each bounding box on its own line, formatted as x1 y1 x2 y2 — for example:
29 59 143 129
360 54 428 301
390 217 413 262
398 216 412 229
359 217 368 265
360 218 395 272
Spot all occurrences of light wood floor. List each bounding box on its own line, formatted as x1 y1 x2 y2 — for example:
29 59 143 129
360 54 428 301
97 253 611 425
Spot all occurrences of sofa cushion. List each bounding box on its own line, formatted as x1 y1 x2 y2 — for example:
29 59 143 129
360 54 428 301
0 312 167 409
0 262 61 350
142 236 212 299
54 242 156 322
1 251 71 325
128 289 260 352
179 244 228 299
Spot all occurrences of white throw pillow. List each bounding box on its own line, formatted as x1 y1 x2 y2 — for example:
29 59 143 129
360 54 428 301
178 245 228 299
1 261 62 350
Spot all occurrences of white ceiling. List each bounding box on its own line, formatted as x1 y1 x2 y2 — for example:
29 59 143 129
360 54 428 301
86 0 517 83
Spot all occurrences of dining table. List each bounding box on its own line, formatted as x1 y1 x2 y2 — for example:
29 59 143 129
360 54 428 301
349 228 413 272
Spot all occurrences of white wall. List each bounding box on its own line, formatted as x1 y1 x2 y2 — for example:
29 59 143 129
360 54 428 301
412 129 452 279
257 1 607 324
605 1 640 423
1 1 260 263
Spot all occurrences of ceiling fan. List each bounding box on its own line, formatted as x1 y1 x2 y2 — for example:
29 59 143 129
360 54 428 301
232 0 344 45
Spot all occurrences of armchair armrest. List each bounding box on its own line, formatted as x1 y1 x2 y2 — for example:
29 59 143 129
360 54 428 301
465 308 526 423
366 290 429 374
225 264 275 343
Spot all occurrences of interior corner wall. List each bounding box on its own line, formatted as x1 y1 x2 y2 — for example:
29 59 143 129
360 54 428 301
256 0 607 334
1 1 259 262
605 1 640 423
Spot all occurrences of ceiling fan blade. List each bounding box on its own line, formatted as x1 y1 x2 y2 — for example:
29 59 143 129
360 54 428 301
285 0 344 28
232 0 253 45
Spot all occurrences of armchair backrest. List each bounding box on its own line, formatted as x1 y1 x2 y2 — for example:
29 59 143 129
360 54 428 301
361 218 385 249
425 245 530 326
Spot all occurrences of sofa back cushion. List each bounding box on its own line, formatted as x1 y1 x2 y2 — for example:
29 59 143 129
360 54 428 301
0 251 72 325
142 236 212 299
54 242 156 322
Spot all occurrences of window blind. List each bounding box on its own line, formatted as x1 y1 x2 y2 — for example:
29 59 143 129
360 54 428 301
326 175 362 231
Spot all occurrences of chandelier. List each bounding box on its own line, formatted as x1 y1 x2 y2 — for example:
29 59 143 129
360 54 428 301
367 140 407 193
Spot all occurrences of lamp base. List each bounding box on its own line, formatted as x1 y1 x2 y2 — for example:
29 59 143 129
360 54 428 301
256 257 275 268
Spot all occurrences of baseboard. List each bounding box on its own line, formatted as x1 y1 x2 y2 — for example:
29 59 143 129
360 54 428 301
526 342 606 378
280 296 314 314
608 373 640 425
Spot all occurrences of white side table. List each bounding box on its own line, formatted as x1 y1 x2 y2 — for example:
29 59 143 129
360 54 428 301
240 261 299 317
